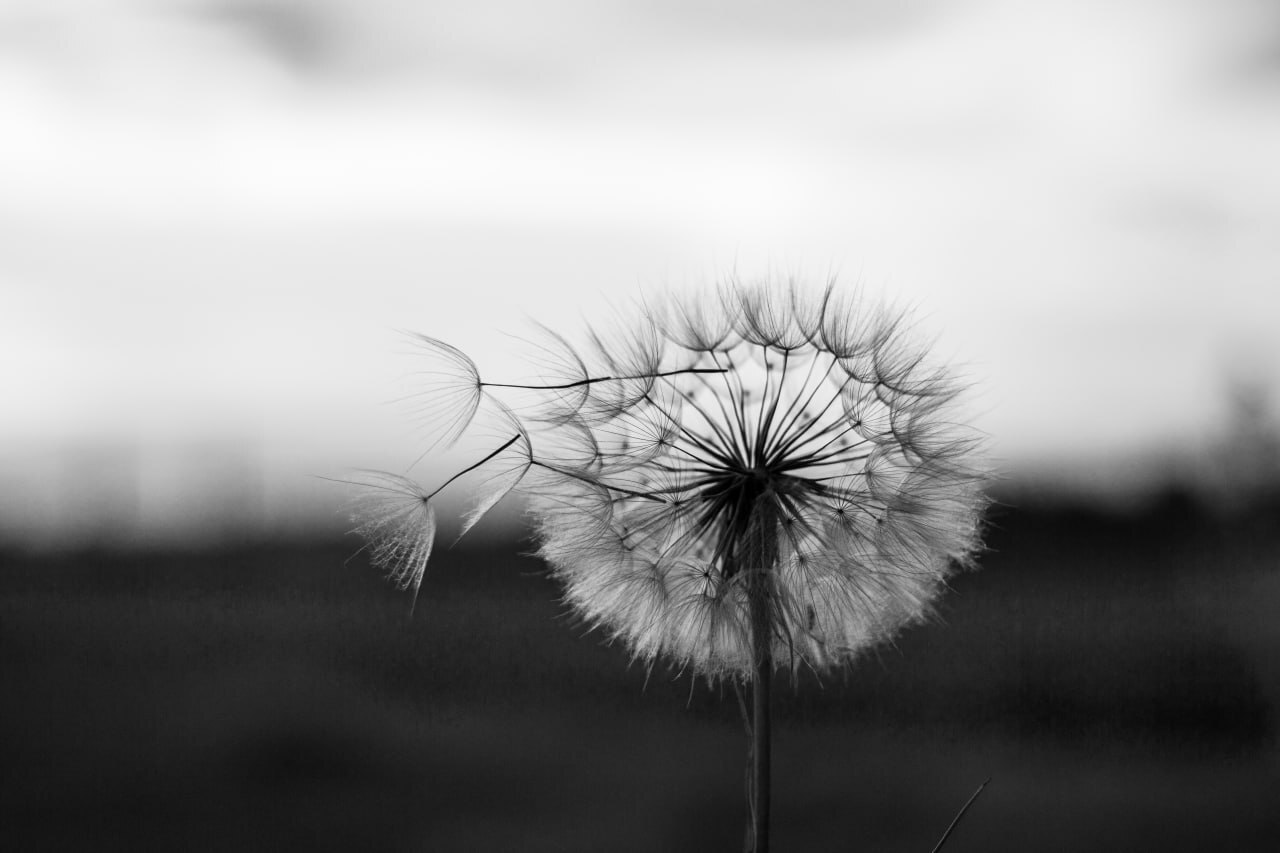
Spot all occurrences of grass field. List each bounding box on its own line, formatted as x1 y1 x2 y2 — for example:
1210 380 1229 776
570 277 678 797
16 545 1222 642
2 497 1277 851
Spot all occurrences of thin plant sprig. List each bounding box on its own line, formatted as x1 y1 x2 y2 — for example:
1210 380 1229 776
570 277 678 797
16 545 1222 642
346 276 989 853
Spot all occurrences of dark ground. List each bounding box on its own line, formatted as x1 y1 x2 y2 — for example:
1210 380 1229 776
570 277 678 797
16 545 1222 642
2 492 1278 851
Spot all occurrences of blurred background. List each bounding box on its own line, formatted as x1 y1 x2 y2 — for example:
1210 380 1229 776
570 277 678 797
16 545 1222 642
2 1 1278 850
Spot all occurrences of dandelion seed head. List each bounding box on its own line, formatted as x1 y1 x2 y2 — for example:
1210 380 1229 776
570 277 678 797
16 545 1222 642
355 276 986 678
519 277 989 678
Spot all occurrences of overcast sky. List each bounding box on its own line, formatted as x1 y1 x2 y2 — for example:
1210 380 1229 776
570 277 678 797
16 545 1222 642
3 0 1278 543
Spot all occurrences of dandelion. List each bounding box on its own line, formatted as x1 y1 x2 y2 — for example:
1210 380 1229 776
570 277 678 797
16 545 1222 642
348 275 988 852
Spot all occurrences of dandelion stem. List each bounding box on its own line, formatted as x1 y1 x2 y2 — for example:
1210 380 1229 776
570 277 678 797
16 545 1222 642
748 577 773 853
728 492 780 853
425 434 523 500
480 367 726 391
528 460 670 504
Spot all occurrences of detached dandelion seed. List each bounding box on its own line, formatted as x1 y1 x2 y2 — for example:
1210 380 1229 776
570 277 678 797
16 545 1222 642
346 472 438 615
347 275 989 852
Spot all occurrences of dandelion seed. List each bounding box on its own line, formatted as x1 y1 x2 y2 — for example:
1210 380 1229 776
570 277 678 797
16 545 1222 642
400 333 485 449
346 472 437 614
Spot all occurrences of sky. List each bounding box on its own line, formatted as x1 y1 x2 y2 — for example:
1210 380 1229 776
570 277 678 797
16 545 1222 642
2 0 1279 545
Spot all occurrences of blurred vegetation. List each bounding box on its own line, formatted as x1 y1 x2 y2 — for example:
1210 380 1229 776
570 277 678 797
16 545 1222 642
2 490 1278 851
